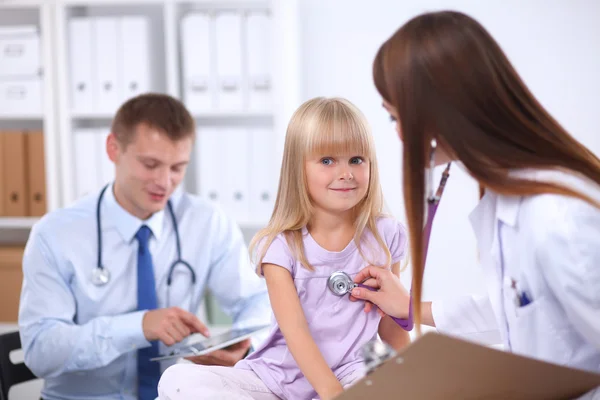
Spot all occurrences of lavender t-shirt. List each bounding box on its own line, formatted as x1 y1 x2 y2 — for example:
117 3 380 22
236 217 407 399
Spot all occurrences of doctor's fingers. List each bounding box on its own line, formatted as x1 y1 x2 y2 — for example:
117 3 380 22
353 266 388 285
164 323 188 345
176 308 210 337
168 319 193 342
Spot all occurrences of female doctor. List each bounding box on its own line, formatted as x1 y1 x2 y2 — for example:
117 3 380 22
351 9 600 385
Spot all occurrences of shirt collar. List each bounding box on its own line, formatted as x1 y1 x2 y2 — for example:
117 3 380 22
103 184 166 243
468 187 521 233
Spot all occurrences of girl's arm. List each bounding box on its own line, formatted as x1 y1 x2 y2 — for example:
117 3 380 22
263 263 344 400
378 262 411 351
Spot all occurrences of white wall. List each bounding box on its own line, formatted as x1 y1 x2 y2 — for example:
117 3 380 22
299 0 600 301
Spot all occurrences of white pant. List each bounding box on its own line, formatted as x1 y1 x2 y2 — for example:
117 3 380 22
157 364 364 400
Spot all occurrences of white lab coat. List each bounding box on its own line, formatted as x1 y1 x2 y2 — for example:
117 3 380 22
432 170 600 398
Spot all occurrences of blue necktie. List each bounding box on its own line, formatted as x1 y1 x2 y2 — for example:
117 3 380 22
135 225 160 400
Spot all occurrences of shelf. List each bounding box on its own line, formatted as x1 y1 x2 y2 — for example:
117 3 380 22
193 111 273 118
238 220 267 231
59 0 165 6
0 1 45 9
71 111 114 120
0 114 44 121
0 217 39 229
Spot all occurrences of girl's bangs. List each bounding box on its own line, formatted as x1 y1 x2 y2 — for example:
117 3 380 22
305 113 372 158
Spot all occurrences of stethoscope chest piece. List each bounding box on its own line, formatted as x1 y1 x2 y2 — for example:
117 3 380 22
327 271 357 296
92 266 110 286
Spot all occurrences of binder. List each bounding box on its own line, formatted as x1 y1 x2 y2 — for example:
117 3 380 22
73 128 101 198
336 332 600 400
119 16 150 101
249 128 276 222
1 131 28 216
181 12 214 112
223 128 249 222
0 27 41 77
245 12 272 112
69 18 94 113
214 12 243 111
25 130 46 216
97 128 114 187
0 77 43 116
0 246 26 322
196 127 221 204
0 133 4 215
92 17 120 113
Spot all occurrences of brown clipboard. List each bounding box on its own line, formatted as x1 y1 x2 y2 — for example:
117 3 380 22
336 332 600 400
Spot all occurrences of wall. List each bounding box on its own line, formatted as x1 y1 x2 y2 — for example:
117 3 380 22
299 0 600 301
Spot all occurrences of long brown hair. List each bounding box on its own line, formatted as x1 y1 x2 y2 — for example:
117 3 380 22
373 10 600 332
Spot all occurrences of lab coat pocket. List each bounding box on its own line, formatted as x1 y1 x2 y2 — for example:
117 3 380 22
509 295 572 365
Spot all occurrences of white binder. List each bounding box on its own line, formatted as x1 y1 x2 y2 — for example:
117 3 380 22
223 128 249 222
97 128 114 187
181 12 214 113
249 128 277 223
214 12 243 111
0 27 41 77
245 12 272 112
92 17 120 114
0 77 42 116
69 18 94 113
196 127 222 205
119 16 150 101
74 128 101 198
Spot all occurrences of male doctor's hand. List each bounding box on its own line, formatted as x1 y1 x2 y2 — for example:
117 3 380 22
349 266 411 319
185 338 251 367
143 307 210 346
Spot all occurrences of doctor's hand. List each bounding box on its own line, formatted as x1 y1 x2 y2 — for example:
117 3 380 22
349 266 411 319
142 307 210 346
185 338 251 367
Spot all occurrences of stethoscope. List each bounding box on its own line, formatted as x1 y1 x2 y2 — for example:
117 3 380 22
92 185 197 301
327 139 451 331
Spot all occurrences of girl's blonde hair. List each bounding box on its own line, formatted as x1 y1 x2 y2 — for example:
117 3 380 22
249 97 391 271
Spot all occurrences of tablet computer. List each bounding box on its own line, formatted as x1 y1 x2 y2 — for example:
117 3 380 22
150 324 270 362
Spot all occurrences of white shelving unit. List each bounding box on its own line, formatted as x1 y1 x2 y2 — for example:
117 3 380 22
50 0 300 230
0 0 60 240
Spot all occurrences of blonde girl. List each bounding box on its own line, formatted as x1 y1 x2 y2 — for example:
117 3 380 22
158 97 409 400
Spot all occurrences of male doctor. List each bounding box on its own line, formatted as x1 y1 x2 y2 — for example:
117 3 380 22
18 93 271 400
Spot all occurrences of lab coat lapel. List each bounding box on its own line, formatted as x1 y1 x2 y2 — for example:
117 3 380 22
469 192 507 344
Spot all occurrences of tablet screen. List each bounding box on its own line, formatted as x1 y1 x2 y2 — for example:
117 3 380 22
151 324 270 362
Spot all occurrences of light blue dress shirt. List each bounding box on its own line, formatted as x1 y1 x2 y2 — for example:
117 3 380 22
18 185 271 400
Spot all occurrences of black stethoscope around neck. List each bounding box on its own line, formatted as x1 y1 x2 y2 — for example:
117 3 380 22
92 184 196 292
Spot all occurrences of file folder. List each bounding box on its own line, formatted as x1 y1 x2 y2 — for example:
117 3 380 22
336 332 600 400
215 12 243 111
245 12 272 112
74 128 101 198
25 130 46 216
196 127 221 204
92 17 120 113
223 128 249 222
0 133 4 215
0 246 26 322
120 16 150 101
249 128 276 223
97 128 114 187
0 27 41 77
181 12 214 112
1 131 28 216
69 18 94 113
